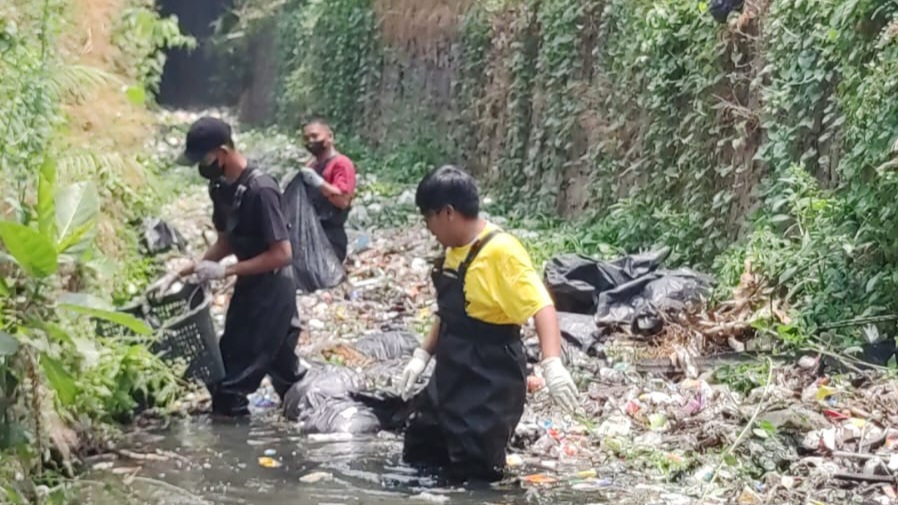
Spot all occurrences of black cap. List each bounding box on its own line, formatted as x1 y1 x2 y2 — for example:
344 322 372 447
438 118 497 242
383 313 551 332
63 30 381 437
175 116 233 166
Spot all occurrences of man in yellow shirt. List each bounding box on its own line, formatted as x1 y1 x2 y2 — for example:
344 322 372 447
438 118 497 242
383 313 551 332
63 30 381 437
399 165 578 483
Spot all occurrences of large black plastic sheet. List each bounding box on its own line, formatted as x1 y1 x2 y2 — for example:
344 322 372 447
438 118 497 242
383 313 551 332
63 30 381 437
557 312 598 351
282 174 345 293
543 250 666 314
544 248 714 337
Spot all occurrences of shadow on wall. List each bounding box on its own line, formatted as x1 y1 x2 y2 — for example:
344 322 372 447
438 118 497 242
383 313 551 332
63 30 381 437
156 0 232 108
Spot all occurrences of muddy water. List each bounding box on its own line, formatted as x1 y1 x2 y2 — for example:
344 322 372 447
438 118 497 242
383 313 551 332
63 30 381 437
72 407 696 505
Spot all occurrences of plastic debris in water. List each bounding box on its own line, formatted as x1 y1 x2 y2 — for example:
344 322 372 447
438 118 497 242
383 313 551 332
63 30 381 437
299 471 333 483
571 478 612 490
308 432 353 442
572 469 597 479
506 454 524 467
258 457 282 469
522 474 557 485
264 449 276 457
410 492 449 503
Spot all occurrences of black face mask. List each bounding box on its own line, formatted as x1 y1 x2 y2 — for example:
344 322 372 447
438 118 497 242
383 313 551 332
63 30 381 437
305 141 327 157
198 159 224 180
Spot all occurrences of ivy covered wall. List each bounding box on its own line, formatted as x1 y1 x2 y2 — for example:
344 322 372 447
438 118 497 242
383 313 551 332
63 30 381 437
218 0 898 345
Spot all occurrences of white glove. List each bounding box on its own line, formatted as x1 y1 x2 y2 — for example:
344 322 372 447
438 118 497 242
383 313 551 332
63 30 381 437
194 260 227 282
147 272 180 300
300 167 325 188
541 357 579 412
400 348 431 400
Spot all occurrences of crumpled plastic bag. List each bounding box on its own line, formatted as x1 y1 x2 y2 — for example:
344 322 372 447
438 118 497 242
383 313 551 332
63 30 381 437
354 331 420 361
139 218 186 255
282 174 345 293
284 332 426 433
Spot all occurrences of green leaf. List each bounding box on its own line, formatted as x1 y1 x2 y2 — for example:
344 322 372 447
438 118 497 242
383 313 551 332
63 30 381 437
758 420 777 435
55 181 99 255
58 292 152 336
40 354 77 406
0 332 18 356
37 155 57 238
0 221 59 278
779 266 799 284
125 85 146 106
866 273 882 294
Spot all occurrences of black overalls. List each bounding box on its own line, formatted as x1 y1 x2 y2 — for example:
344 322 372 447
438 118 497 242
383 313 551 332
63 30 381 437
208 168 305 416
403 230 528 482
308 156 350 262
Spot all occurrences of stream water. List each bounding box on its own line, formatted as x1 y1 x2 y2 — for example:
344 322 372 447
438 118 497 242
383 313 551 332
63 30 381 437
70 406 692 505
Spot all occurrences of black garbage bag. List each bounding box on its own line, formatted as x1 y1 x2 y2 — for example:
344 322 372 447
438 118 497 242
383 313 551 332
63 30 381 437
709 0 744 23
282 174 345 293
282 362 382 434
283 364 360 420
543 249 670 314
543 255 603 313
283 356 422 434
354 331 420 361
544 248 713 338
297 391 381 434
595 268 713 336
557 312 598 351
139 218 186 255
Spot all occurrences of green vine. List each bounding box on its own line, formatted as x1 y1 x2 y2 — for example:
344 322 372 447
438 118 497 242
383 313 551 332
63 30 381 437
112 0 195 99
210 0 898 348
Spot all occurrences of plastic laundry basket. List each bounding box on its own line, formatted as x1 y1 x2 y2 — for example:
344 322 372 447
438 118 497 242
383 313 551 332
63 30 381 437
94 301 145 338
93 283 225 385
153 286 225 385
151 289 225 384
94 282 202 336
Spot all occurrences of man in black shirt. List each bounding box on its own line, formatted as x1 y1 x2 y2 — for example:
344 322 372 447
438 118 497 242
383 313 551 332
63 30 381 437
159 116 305 416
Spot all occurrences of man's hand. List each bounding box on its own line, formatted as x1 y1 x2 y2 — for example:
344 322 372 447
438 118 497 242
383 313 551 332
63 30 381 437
300 167 325 189
400 348 431 400
541 357 579 412
147 272 180 300
194 260 227 282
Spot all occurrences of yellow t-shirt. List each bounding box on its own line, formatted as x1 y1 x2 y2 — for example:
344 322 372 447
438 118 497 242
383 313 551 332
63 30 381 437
442 222 554 325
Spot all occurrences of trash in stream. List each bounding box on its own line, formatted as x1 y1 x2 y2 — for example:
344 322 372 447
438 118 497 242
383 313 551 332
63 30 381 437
257 457 282 469
299 471 333 483
145 116 898 505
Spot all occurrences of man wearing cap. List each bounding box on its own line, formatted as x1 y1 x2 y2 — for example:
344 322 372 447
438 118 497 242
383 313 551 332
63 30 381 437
297 119 357 263
154 116 305 416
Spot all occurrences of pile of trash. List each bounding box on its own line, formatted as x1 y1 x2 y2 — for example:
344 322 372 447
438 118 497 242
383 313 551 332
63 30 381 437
144 112 898 504
542 250 800 378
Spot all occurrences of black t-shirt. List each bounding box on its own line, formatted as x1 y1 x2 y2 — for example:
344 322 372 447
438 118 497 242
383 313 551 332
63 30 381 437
209 168 289 260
